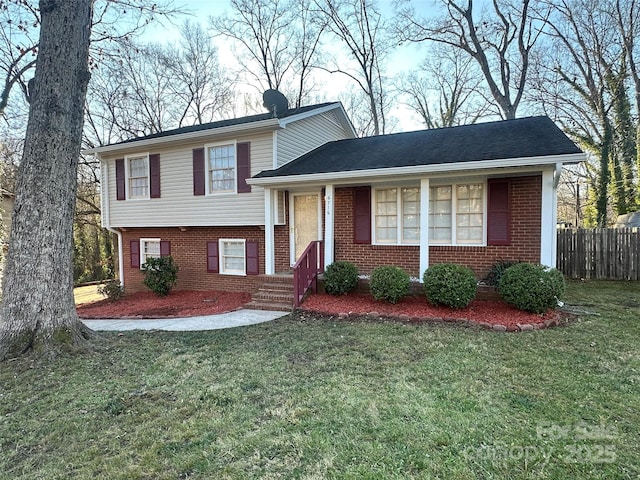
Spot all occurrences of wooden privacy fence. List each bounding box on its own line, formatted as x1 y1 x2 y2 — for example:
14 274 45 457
556 228 640 280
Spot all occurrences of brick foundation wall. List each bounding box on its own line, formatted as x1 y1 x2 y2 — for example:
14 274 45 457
333 176 542 280
121 226 272 294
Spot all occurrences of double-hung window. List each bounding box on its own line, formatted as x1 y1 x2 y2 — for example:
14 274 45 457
207 143 236 194
428 183 484 245
140 238 161 267
219 239 246 275
127 154 149 199
374 187 420 244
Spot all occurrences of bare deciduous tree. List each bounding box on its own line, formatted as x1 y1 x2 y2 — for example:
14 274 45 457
532 0 634 225
315 0 391 135
614 0 640 197
165 21 236 126
211 0 326 108
397 0 547 120
397 45 494 129
0 0 183 119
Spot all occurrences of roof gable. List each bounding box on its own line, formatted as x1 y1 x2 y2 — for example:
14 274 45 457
254 116 583 179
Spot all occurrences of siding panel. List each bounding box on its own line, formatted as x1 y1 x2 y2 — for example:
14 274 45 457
277 111 350 167
106 132 273 227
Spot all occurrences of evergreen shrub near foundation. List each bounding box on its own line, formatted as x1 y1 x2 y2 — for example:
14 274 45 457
423 263 477 309
498 263 566 313
142 256 178 297
324 261 359 295
369 266 410 304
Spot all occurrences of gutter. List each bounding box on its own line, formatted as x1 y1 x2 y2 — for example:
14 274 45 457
98 156 125 288
247 152 586 187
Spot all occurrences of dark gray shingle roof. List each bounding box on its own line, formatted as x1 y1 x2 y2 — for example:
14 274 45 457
254 116 582 178
112 102 337 146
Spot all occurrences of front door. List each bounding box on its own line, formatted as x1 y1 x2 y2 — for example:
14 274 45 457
291 193 320 264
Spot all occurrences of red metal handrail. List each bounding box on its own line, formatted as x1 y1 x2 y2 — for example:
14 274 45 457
293 240 324 307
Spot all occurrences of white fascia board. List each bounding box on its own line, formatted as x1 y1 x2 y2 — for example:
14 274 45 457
82 118 281 156
248 152 586 187
279 102 358 138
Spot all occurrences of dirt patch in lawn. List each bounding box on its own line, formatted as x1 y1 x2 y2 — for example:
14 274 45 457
76 290 251 319
300 293 565 331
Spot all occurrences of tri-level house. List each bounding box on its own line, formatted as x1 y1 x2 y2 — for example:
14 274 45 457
86 97 584 309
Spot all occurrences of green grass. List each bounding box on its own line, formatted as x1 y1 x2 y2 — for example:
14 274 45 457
1 280 639 479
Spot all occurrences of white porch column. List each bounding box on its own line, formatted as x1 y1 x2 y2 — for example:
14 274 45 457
264 187 275 275
419 178 430 280
540 168 558 267
324 184 335 268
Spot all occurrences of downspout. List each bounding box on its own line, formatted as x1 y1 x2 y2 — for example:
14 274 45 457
99 155 124 288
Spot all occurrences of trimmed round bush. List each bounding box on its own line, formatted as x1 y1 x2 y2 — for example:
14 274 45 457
423 263 477 309
142 256 178 297
498 263 566 313
369 266 410 304
324 261 359 295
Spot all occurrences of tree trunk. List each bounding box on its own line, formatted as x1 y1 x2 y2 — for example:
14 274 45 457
596 120 613 227
0 0 94 360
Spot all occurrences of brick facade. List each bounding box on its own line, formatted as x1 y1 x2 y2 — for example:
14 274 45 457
121 226 291 294
333 176 542 280
120 177 542 293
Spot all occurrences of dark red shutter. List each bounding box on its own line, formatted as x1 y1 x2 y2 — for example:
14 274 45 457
149 154 161 198
130 240 140 269
115 158 125 200
487 179 511 246
160 240 171 257
237 142 251 193
353 187 371 244
207 241 219 273
193 148 205 196
246 240 259 275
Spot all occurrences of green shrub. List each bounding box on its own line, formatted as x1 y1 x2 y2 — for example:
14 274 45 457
423 263 477 309
369 266 410 304
98 279 124 301
141 256 178 297
324 261 359 295
483 260 521 286
498 263 566 313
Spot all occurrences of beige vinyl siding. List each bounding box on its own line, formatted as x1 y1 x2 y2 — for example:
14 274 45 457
276 111 350 167
106 133 272 227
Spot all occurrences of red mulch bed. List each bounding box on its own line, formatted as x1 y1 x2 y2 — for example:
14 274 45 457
77 289 565 332
77 290 251 319
300 293 564 331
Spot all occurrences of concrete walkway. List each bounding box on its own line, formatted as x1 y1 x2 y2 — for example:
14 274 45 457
81 309 288 332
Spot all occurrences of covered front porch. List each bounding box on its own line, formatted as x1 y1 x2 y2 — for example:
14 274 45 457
259 169 561 281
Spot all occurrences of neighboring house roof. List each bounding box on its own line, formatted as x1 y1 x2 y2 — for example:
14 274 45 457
83 102 355 155
252 116 583 183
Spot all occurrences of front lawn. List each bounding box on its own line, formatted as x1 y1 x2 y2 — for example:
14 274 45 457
1 280 639 479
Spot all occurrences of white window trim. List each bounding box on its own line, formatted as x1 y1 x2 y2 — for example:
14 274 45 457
219 238 246 276
125 153 150 200
372 187 421 246
274 190 286 225
140 237 161 268
372 181 488 247
429 181 487 247
205 140 237 196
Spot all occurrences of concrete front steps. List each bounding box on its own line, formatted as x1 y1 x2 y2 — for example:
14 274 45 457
245 274 294 312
